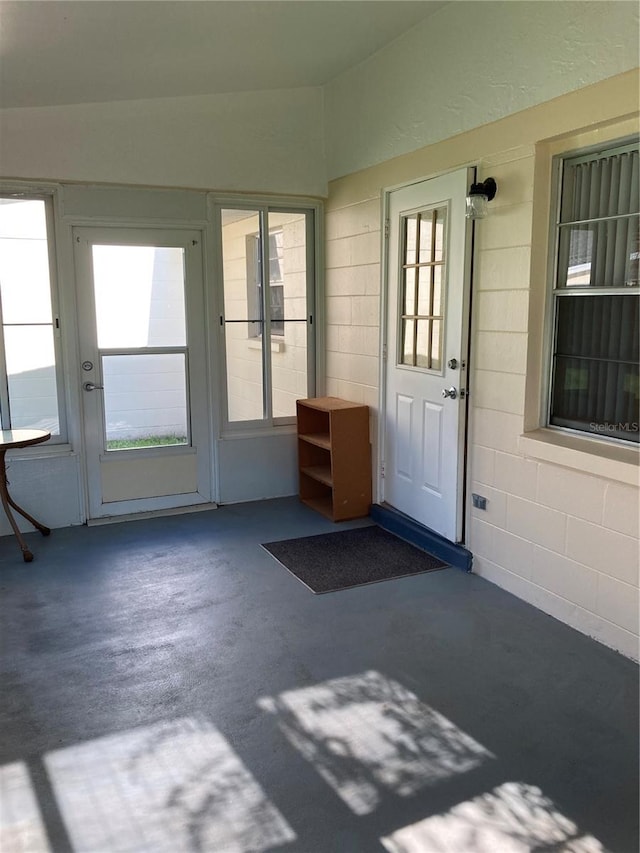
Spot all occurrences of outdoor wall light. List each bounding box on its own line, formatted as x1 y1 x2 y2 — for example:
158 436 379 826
465 177 497 220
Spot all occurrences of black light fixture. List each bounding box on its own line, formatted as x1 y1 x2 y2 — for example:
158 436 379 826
465 177 497 220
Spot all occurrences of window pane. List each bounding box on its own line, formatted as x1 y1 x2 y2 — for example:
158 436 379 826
431 319 442 371
404 215 417 264
432 266 443 317
270 285 285 336
415 320 430 368
4 325 59 433
557 216 639 288
403 269 416 315
401 319 415 366
551 295 639 442
418 266 442 317
434 208 446 261
0 198 60 435
399 206 447 371
272 321 309 418
92 245 186 348
102 354 188 450
418 212 434 264
221 210 264 421
268 212 309 419
560 149 639 222
0 241 53 324
221 208 313 424
418 207 446 263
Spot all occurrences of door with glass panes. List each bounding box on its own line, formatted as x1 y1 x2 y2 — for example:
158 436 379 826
74 228 212 518
384 169 472 543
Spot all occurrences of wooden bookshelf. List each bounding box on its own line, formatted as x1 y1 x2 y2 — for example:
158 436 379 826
297 396 372 521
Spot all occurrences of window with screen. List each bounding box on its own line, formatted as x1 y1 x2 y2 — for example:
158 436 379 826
549 142 639 443
0 195 64 439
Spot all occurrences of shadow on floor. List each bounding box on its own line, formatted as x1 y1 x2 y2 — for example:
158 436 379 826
0 497 637 852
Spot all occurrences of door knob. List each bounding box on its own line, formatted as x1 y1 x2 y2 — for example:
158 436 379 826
442 387 458 399
83 381 104 392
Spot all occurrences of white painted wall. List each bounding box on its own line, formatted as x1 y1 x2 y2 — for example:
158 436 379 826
325 0 640 179
0 88 326 197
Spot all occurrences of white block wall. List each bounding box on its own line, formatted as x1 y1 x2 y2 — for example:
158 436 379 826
324 77 639 660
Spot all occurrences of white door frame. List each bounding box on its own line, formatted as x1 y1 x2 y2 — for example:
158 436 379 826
378 168 475 544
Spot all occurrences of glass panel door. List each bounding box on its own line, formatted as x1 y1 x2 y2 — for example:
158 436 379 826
74 227 211 519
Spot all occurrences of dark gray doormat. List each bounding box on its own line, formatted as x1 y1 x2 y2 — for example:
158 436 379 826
262 525 448 594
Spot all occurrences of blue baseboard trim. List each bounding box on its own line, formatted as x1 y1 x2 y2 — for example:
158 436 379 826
369 504 473 572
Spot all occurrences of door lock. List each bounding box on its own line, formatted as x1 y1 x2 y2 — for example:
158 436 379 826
442 387 458 399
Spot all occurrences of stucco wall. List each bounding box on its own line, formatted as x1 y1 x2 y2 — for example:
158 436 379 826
325 71 639 660
325 0 639 180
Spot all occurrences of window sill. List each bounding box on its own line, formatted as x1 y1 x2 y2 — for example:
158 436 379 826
220 422 297 440
519 428 639 486
247 338 285 353
6 442 76 461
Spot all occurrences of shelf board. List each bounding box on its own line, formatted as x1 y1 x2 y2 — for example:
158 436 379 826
300 465 333 487
299 432 331 451
301 495 334 520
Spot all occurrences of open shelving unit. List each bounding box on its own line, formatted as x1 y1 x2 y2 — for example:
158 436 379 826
296 396 372 521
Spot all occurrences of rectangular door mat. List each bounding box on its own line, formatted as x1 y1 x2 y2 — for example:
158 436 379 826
262 525 448 594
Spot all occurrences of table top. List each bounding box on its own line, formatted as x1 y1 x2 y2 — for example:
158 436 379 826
0 429 52 451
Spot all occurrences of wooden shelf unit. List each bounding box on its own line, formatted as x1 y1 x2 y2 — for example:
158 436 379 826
297 396 372 521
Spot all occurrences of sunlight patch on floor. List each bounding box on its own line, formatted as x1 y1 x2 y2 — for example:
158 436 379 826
44 717 295 853
258 669 493 815
0 761 51 853
379 781 608 853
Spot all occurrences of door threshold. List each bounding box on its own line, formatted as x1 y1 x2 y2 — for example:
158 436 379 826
370 503 472 571
87 502 218 526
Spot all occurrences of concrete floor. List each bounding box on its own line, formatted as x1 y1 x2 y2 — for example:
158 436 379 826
0 497 637 853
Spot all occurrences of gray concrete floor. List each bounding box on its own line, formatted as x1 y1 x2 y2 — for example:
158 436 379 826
0 497 637 853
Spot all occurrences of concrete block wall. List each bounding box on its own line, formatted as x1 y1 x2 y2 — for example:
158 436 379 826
324 76 639 660
467 148 639 660
325 197 381 460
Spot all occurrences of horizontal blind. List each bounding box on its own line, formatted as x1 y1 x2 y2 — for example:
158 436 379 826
551 143 639 442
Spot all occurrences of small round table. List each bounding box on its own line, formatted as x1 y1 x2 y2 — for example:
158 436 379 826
0 429 51 562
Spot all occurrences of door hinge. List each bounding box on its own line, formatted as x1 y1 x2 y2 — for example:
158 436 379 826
382 343 387 360
384 219 390 239
380 462 385 478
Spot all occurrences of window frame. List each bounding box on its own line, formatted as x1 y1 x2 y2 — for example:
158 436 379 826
213 197 320 434
246 229 285 339
544 138 639 446
0 189 68 444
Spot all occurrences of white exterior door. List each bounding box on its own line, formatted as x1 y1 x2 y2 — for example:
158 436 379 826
74 227 212 519
383 169 472 542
